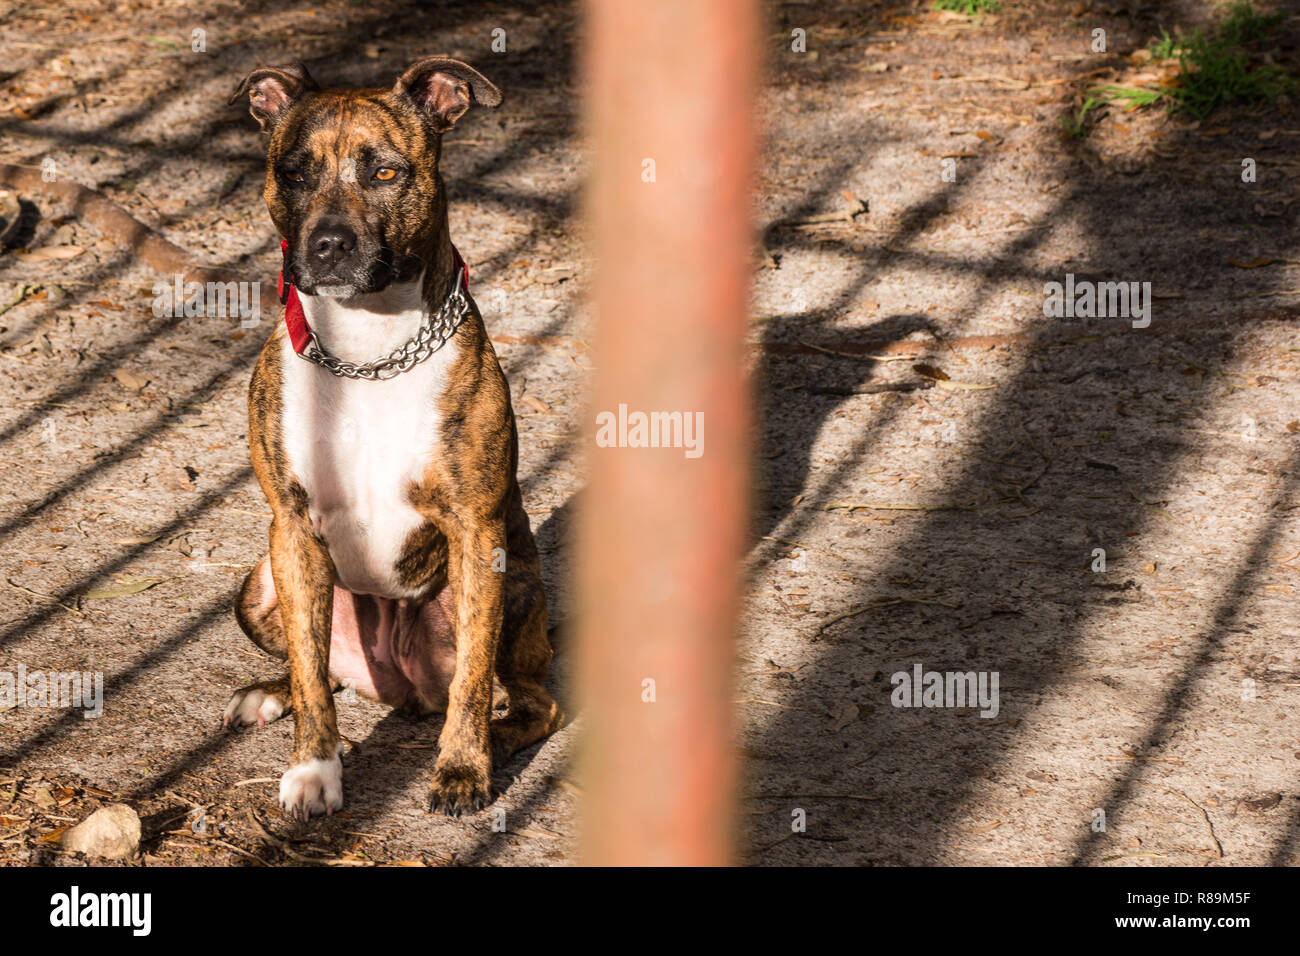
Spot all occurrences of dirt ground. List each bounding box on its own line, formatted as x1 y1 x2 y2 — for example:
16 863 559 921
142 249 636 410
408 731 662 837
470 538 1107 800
1 0 1298 867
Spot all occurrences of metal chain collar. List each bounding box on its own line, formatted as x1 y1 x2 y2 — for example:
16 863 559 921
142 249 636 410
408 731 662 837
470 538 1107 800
298 272 470 381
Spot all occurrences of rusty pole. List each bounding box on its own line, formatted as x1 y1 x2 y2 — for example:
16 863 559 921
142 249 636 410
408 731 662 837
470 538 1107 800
576 0 759 865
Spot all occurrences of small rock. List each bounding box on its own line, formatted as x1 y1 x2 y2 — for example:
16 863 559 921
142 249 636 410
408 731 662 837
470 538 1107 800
63 804 141 860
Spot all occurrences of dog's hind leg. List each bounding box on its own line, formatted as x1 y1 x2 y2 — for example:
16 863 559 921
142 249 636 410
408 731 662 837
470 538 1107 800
489 493 564 763
226 555 293 728
225 555 341 729
235 554 286 658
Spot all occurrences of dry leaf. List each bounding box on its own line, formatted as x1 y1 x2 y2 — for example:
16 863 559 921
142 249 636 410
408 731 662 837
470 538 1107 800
831 702 860 732
521 395 551 415
968 820 1003 834
913 364 950 381
14 245 85 263
113 369 150 391
1241 792 1281 813
38 826 70 844
85 578 160 600
1228 257 1272 268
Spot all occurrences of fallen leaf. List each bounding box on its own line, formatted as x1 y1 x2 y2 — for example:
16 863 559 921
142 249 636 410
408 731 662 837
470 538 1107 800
14 245 85 263
38 826 70 844
1241 792 1281 813
113 369 150 391
1228 257 1272 268
521 395 551 415
831 703 860 732
912 364 950 381
968 820 1003 834
85 578 160 600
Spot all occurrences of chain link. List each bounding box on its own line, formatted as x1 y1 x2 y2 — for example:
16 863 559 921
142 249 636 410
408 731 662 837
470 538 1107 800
298 274 470 381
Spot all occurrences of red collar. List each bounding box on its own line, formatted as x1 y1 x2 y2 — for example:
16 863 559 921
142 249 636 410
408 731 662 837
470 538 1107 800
278 240 469 356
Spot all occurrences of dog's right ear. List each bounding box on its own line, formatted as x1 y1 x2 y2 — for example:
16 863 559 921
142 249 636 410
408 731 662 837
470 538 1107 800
228 64 318 132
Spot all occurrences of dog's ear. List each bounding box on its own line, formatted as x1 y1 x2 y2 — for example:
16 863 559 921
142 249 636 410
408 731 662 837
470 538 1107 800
394 56 501 130
228 63 318 132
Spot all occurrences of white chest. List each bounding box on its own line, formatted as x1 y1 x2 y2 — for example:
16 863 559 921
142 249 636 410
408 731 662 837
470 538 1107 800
279 284 452 598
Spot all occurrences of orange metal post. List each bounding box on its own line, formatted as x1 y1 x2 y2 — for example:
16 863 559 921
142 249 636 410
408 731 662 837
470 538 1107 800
576 0 759 865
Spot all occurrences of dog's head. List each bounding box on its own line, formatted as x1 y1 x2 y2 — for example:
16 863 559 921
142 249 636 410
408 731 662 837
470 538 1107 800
230 57 500 297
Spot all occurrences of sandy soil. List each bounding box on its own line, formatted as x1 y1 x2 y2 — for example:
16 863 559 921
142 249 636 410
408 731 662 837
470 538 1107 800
0 0 1298 866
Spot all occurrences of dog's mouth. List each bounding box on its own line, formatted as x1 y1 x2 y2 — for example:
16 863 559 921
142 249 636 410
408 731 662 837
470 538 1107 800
293 247 403 298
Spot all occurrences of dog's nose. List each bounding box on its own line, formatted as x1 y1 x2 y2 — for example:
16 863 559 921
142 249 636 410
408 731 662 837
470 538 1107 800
308 225 357 268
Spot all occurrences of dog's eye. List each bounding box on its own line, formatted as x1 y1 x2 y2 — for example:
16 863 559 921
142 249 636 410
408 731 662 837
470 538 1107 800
283 169 305 184
373 167 399 182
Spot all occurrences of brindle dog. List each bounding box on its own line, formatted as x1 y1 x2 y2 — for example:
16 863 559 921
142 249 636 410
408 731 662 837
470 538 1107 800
224 58 560 819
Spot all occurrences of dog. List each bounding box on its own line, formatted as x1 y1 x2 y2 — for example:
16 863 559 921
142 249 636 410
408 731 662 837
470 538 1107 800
223 57 561 819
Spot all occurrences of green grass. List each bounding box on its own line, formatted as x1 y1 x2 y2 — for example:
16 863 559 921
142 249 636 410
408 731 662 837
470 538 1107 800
933 0 1001 16
1149 28 1181 60
1218 0 1285 46
1092 2 1292 124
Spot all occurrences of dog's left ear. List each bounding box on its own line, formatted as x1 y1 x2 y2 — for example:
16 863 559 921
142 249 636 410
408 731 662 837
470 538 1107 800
395 56 502 130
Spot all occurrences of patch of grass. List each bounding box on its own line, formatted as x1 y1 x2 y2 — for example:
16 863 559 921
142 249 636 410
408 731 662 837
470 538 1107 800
1218 0 1285 46
1092 85 1168 112
932 0 1001 16
1170 27 1291 118
1093 1 1290 123
1149 28 1181 60
1062 95 1102 138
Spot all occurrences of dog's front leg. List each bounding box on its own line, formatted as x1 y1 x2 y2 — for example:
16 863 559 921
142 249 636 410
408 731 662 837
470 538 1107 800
429 520 505 815
270 511 342 820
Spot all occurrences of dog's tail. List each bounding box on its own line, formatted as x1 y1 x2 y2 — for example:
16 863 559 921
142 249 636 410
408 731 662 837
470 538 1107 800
0 163 239 284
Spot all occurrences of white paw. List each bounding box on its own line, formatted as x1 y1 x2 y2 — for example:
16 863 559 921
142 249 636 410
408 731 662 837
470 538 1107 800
279 753 344 820
223 686 287 729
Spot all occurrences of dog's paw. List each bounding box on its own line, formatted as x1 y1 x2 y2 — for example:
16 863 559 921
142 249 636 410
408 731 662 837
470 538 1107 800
279 753 343 821
223 684 288 729
427 761 494 817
